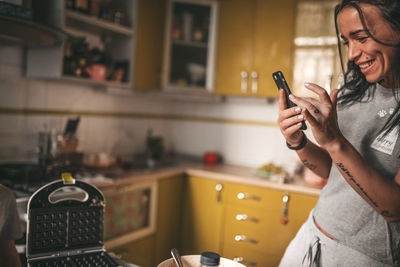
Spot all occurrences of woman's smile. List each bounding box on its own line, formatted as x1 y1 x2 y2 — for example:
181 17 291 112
338 4 399 87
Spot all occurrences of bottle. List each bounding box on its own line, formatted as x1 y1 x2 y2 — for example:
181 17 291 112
200 252 220 266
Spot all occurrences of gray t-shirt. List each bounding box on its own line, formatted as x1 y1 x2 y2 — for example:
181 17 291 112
0 185 22 240
313 83 400 265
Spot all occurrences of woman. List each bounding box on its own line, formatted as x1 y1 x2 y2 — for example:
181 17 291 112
278 0 400 266
0 185 22 267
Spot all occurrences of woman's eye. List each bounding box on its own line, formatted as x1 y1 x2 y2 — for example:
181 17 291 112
357 36 368 42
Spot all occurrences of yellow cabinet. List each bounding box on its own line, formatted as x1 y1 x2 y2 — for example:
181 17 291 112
111 235 154 267
215 0 296 97
222 182 318 267
153 175 185 265
134 0 167 90
180 176 225 255
108 175 184 267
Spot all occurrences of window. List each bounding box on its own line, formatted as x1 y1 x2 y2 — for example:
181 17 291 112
292 0 342 97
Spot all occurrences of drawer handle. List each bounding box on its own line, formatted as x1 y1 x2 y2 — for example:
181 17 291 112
237 192 261 201
236 214 259 223
216 183 223 203
233 257 257 266
234 235 258 244
281 193 290 225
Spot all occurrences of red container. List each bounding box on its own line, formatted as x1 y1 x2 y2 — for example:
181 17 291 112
203 152 220 165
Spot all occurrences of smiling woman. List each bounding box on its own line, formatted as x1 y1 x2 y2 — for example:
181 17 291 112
277 0 400 266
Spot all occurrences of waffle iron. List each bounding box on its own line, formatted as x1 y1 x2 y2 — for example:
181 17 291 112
26 174 121 267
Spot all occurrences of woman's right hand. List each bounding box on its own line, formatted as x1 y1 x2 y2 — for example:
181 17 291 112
277 89 305 146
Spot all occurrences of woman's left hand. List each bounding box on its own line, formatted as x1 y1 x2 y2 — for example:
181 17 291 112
288 82 343 151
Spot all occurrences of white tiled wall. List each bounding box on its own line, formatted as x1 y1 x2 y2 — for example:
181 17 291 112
0 44 301 173
0 45 173 163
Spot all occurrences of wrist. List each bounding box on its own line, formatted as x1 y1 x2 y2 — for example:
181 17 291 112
287 133 307 150
323 135 346 154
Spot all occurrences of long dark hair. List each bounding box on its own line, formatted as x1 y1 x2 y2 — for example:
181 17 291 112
334 0 400 134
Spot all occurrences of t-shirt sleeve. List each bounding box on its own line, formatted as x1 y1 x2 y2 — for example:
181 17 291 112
0 186 23 240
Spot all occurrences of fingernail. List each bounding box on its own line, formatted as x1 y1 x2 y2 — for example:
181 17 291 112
289 94 295 99
295 107 301 112
297 122 303 127
297 114 304 120
304 82 310 87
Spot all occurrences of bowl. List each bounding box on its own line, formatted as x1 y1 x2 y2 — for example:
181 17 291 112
158 255 245 267
187 63 206 85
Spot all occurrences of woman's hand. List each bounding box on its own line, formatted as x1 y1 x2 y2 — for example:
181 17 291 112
288 82 343 151
277 89 305 146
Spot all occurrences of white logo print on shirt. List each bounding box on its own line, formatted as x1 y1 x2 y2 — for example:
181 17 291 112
371 126 399 155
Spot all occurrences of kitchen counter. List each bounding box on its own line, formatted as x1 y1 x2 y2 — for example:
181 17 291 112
89 162 321 197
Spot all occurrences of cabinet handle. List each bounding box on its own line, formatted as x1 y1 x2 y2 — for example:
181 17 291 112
234 235 258 244
233 257 257 266
281 193 290 225
237 192 261 201
216 183 223 203
251 71 258 93
236 214 259 223
241 71 248 93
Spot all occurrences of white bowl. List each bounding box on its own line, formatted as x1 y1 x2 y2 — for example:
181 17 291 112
187 63 206 85
158 255 245 267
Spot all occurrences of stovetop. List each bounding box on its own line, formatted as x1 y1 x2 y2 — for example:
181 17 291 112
0 162 83 199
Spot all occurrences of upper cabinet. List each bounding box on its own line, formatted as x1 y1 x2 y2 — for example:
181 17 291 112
161 0 218 93
26 0 137 89
215 0 296 97
133 0 166 90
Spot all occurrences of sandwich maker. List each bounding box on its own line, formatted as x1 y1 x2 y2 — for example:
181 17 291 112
26 174 121 267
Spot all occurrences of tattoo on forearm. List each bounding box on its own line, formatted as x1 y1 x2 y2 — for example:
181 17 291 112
302 160 317 170
381 210 394 218
336 162 379 208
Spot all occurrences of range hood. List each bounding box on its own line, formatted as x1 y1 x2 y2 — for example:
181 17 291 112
0 14 66 46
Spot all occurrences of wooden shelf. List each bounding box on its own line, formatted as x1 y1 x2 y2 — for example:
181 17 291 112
172 39 208 49
65 10 134 36
60 75 132 89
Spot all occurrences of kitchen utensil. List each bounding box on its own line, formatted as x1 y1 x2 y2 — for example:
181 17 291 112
171 248 184 267
158 255 246 267
26 174 121 267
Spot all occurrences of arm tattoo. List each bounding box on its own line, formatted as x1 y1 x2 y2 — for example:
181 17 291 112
336 162 394 218
302 160 317 170
336 162 378 208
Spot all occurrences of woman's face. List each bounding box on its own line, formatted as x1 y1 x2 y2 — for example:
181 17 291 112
338 4 400 88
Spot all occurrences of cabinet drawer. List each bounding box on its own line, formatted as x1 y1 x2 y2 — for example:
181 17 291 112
223 207 296 256
225 182 284 209
223 245 280 267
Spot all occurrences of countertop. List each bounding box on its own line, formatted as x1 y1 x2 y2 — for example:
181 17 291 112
87 162 322 197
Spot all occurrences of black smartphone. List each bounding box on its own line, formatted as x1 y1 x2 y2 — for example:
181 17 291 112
272 71 307 130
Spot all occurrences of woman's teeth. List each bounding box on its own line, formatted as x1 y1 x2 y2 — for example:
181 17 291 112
359 59 375 69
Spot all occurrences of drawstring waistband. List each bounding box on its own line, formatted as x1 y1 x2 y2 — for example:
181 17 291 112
302 236 321 267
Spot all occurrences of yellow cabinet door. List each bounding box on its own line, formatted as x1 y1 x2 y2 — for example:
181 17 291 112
134 0 166 90
180 176 225 255
215 0 255 96
215 0 296 97
153 175 185 265
253 0 296 97
111 236 154 267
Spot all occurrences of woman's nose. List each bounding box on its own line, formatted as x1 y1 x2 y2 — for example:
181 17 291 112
347 42 361 61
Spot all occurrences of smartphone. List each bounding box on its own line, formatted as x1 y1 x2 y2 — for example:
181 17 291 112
272 71 307 130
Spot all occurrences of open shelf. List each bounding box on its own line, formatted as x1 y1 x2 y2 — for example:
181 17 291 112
65 10 134 37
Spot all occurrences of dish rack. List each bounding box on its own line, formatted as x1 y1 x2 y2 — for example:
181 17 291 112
26 174 121 267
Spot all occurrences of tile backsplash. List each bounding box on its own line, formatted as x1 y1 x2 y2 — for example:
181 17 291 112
0 44 302 173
